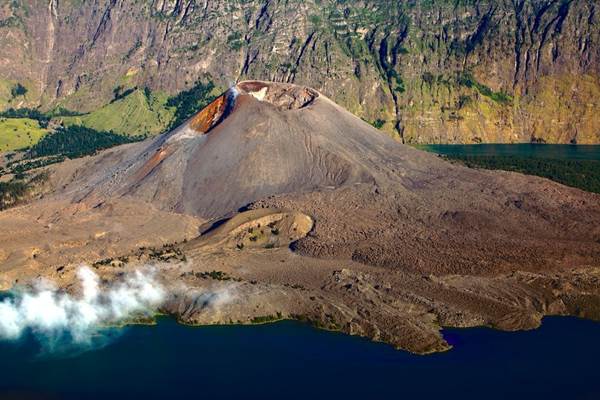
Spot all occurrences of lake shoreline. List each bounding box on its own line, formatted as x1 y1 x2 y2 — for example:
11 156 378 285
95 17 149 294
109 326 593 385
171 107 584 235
1 316 600 399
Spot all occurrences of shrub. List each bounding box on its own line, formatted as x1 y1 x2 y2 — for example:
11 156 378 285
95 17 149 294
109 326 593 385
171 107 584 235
11 83 27 97
371 119 385 129
457 72 512 104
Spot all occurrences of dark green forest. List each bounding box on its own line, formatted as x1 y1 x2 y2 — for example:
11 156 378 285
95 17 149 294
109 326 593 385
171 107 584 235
445 155 600 194
30 125 138 159
0 107 50 127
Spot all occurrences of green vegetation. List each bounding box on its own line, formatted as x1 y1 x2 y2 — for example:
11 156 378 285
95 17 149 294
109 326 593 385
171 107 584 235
370 119 385 129
0 108 50 127
0 78 218 156
146 244 187 263
29 125 137 159
457 94 473 109
250 313 283 324
0 118 48 152
111 85 137 103
47 107 84 117
0 15 21 28
445 155 600 194
0 179 27 210
61 89 175 137
5 155 65 176
166 80 218 130
362 117 386 129
290 313 341 331
387 69 405 93
92 243 188 268
205 270 227 280
422 72 435 86
11 83 27 98
184 270 242 282
0 171 48 211
227 31 244 50
60 80 218 136
458 72 512 104
0 79 219 161
0 79 37 110
0 80 13 110
308 14 322 27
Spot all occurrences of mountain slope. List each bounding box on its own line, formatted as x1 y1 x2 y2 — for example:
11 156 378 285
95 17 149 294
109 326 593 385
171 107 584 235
0 0 598 143
57 80 410 218
0 81 599 353
59 89 175 137
45 80 600 275
0 117 47 152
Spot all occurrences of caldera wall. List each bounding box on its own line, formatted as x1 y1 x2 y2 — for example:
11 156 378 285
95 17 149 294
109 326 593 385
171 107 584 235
1 1 598 143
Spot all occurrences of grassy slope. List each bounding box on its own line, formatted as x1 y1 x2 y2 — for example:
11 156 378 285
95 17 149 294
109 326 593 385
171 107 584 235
0 80 216 155
60 89 175 137
0 118 47 152
0 78 41 111
0 80 12 110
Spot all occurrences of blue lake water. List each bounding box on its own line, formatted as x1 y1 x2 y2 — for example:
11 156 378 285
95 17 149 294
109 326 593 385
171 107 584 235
421 144 600 160
0 317 599 399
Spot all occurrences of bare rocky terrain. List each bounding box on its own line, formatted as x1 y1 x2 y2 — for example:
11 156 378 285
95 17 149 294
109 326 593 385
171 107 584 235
0 81 599 353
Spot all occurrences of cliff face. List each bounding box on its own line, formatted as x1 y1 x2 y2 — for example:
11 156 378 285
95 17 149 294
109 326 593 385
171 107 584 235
0 0 598 143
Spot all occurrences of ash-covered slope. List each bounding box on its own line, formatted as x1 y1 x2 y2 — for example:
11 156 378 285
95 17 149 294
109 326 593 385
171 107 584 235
62 81 441 219
2 80 600 354
50 80 600 278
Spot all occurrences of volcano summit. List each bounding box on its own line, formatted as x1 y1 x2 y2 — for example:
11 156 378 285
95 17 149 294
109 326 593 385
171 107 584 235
1 81 599 353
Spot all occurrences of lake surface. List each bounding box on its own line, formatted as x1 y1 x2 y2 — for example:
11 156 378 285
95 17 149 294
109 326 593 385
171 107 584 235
0 317 599 399
420 144 600 160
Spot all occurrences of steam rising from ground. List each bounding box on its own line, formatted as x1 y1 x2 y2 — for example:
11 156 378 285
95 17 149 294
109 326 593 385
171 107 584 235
0 266 165 347
188 286 234 311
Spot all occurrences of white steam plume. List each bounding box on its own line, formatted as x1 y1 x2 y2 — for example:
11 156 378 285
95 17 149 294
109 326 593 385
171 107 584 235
190 286 234 310
0 266 165 345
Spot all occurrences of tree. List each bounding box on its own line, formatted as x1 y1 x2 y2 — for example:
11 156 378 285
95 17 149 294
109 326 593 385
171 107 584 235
11 83 27 97
166 80 216 129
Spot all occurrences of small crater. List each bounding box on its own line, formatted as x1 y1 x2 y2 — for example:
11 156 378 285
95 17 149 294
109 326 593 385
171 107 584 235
237 81 318 110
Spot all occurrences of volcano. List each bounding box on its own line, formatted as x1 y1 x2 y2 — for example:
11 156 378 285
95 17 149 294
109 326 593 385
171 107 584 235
62 80 443 219
1 81 600 353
